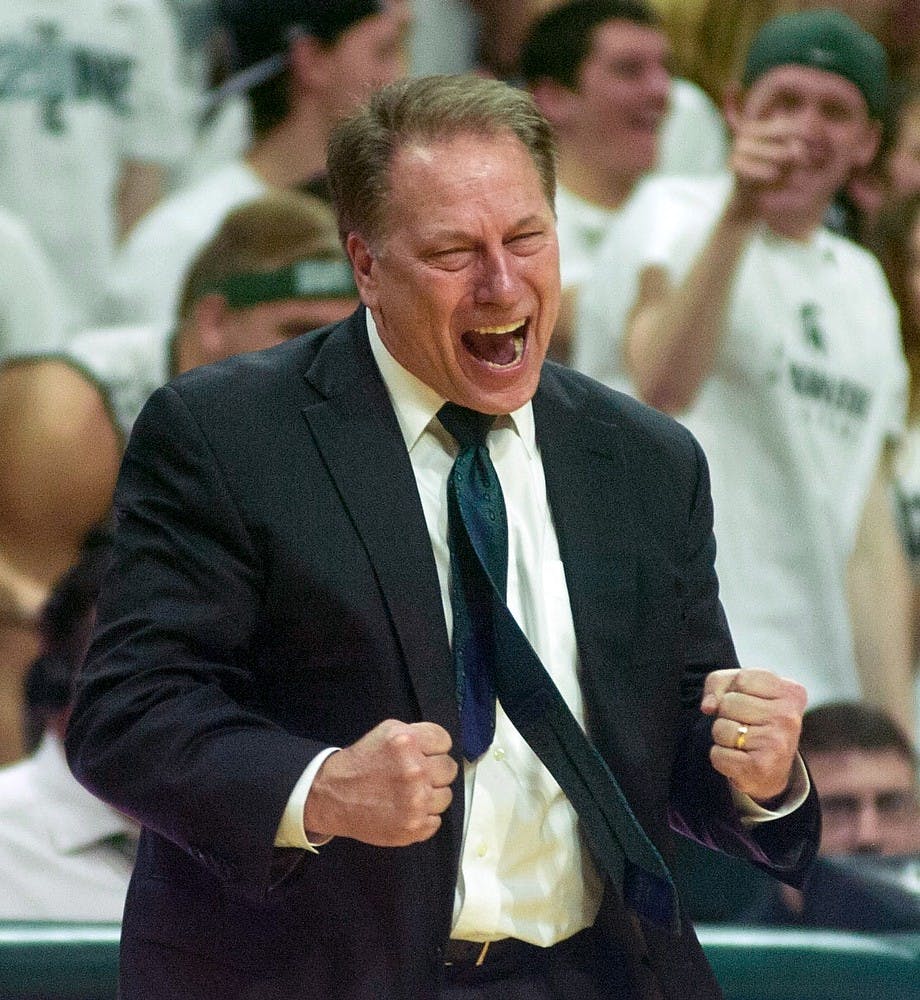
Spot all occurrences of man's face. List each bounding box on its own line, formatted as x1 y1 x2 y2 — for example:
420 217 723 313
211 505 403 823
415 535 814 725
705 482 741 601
567 18 671 179
220 295 358 357
738 65 881 220
322 12 407 116
807 749 920 856
350 132 560 414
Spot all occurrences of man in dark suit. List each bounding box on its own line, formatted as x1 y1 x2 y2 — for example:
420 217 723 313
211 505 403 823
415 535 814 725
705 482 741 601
66 74 819 1000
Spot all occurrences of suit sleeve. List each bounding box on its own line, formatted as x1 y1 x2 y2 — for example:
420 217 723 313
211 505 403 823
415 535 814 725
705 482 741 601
65 384 328 900
667 434 820 888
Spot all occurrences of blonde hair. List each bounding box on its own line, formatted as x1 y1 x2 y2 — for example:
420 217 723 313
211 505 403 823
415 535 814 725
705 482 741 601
177 190 344 319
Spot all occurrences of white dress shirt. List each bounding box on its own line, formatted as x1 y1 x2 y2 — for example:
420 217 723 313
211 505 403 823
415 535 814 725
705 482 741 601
277 313 808 943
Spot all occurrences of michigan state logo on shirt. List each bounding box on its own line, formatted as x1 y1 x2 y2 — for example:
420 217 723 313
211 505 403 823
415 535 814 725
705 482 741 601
799 303 826 352
0 23 135 134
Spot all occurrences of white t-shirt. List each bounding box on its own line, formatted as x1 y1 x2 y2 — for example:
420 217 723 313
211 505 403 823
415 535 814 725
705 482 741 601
0 734 135 920
555 79 727 314
555 185 622 292
578 176 908 708
0 207 66 362
409 0 479 75
567 176 692 379
0 0 192 332
109 160 267 325
658 77 728 177
62 323 173 442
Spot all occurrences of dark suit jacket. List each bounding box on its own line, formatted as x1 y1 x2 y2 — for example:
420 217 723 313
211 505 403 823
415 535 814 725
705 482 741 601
66 308 818 1000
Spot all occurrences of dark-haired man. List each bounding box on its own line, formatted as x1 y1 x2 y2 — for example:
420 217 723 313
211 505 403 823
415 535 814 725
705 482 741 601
519 0 727 359
68 74 818 1000
745 701 920 929
111 0 405 325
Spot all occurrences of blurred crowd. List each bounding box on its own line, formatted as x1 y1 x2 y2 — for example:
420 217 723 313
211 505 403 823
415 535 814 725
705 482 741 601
0 0 918 931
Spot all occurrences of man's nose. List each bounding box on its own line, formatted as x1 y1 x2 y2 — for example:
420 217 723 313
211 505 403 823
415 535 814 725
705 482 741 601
853 801 884 853
474 251 518 305
646 65 671 106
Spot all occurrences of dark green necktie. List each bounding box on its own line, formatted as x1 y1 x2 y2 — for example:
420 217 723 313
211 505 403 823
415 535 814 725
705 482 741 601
437 402 680 932
439 402 504 761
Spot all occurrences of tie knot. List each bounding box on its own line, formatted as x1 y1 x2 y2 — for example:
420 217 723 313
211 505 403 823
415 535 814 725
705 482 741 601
438 402 495 450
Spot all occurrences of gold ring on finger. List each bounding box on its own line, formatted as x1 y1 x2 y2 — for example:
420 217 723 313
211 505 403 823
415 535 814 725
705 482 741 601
734 724 749 751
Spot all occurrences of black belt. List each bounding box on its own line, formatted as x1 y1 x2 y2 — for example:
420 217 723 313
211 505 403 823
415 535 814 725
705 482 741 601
443 928 589 971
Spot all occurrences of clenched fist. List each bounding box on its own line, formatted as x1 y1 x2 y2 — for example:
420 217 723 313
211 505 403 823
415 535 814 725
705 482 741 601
702 667 807 804
303 719 459 847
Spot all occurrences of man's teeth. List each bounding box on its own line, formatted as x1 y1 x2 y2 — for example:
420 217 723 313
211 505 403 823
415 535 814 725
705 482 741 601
462 321 527 367
471 321 526 335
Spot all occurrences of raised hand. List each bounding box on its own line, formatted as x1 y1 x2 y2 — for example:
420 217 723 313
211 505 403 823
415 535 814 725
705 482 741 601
701 667 807 804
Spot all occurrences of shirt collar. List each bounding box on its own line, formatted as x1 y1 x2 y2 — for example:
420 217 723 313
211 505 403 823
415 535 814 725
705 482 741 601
365 310 537 459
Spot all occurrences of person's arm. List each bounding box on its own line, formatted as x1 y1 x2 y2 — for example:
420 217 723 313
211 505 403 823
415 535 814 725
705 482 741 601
65 384 457 899
624 118 810 413
115 160 166 240
847 454 915 736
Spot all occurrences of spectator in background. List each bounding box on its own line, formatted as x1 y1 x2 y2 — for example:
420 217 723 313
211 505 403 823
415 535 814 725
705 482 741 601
651 0 794 110
0 1 192 332
882 84 920 207
0 191 358 766
0 205 69 766
163 0 251 186
109 0 405 327
744 701 920 929
0 523 137 920
518 0 726 361
579 10 914 734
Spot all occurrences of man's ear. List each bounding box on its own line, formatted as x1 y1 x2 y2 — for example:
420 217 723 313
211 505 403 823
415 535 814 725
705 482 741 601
853 118 883 171
722 83 745 134
347 232 377 308
529 78 578 130
191 293 231 362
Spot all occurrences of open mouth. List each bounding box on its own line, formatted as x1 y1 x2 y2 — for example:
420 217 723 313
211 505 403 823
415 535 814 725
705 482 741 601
461 320 527 369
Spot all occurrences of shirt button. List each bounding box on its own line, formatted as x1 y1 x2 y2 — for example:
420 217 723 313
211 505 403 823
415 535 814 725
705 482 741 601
476 842 488 858
493 747 505 761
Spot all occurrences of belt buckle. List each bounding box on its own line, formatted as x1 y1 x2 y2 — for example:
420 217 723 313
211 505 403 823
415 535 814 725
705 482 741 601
444 939 491 968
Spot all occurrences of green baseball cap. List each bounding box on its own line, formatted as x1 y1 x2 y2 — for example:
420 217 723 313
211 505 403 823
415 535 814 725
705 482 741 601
742 9 888 119
215 259 358 310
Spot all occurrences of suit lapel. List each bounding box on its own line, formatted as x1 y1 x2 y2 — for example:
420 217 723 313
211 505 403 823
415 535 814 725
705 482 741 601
298 313 459 744
533 372 638 748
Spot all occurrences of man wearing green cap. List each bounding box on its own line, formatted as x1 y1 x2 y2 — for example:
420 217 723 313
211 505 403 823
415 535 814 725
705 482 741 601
580 9 914 735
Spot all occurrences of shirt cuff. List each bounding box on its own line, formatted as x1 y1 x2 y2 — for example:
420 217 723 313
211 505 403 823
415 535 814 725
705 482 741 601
732 755 811 829
274 747 340 850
